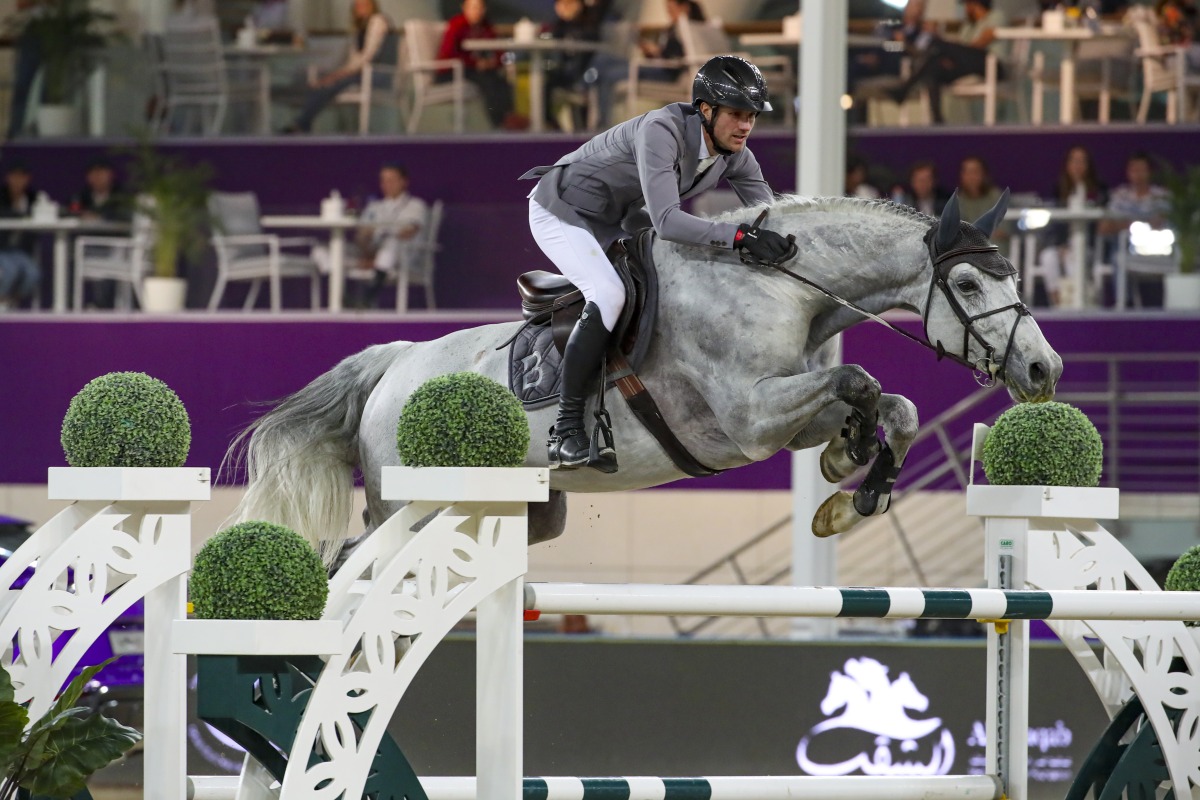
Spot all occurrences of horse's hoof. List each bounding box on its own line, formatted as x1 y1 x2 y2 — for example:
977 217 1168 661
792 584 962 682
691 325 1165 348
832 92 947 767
819 440 858 483
812 491 865 538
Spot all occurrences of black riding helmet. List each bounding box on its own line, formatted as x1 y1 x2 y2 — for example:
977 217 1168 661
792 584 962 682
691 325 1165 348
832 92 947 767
692 55 773 115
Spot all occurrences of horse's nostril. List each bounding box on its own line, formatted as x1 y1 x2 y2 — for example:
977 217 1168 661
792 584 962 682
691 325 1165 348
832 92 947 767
1029 362 1047 387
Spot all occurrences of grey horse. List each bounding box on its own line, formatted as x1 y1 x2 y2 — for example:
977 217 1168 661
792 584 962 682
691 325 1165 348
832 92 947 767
230 194 1062 565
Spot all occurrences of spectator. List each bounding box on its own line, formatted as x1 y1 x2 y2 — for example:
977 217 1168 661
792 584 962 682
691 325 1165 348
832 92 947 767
438 0 527 130
1101 151 1171 235
7 1 45 139
327 163 428 308
957 155 1004 230
888 0 1008 124
72 158 129 222
1156 0 1200 71
542 0 601 130
1035 145 1108 305
283 0 392 133
898 160 949 215
845 153 881 199
70 158 132 309
0 163 40 309
585 0 705 129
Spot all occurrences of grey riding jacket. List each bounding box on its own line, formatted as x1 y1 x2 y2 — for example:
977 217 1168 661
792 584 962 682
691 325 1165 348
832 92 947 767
520 103 773 249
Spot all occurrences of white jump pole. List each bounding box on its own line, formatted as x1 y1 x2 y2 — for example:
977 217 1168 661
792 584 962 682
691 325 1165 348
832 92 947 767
421 775 1003 800
524 583 1200 621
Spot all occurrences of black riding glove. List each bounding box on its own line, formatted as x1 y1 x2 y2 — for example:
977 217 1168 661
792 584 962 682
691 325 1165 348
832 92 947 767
734 223 794 264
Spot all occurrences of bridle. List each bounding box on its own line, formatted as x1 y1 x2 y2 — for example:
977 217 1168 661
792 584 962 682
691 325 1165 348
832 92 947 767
918 227 1031 387
743 210 1030 388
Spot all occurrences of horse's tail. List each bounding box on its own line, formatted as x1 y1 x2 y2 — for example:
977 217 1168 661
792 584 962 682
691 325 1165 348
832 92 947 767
225 341 410 568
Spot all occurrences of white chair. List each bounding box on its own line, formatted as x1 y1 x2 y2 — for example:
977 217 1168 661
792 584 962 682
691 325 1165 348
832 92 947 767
308 30 404 134
398 199 443 311
618 19 694 118
156 14 263 135
72 211 154 311
940 38 1031 125
207 192 322 312
1113 225 1179 308
1127 6 1200 123
401 20 481 134
343 199 443 311
1028 35 1136 124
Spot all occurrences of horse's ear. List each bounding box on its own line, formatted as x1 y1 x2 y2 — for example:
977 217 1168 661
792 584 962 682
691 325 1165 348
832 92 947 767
935 191 961 253
973 187 1011 238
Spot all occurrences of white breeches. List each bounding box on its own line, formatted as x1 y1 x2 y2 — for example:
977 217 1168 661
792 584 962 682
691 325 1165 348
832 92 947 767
528 196 625 331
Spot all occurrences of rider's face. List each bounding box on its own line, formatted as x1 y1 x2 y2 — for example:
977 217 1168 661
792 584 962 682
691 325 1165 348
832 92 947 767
703 105 756 153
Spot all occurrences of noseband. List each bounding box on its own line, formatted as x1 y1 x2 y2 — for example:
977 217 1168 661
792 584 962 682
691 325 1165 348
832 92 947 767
921 231 1031 388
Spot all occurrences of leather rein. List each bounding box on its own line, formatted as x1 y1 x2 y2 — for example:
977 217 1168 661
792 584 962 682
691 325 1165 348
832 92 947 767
740 210 1030 388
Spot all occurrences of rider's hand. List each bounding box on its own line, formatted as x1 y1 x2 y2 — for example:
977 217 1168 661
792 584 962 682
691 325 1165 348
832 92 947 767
735 223 794 264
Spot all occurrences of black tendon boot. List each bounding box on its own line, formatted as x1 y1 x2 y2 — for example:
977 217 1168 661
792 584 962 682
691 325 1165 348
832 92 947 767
548 302 611 470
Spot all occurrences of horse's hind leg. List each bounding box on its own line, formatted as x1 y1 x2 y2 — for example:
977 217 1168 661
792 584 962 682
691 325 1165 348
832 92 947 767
813 393 919 537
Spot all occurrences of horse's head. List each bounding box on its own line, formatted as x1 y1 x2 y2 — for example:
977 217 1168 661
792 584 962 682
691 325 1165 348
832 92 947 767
922 191 1062 402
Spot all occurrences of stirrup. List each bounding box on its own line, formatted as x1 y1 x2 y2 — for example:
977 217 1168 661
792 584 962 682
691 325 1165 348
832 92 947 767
587 407 618 474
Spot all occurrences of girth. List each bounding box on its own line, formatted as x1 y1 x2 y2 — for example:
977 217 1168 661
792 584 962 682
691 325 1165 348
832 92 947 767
509 230 721 479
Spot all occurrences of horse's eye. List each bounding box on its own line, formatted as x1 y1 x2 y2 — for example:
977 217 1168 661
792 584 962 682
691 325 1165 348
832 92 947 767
956 280 979 294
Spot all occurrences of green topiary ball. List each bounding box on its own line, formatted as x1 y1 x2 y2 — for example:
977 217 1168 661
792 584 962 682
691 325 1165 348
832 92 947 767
61 372 191 467
190 521 328 620
396 372 530 467
1166 545 1200 627
982 401 1103 487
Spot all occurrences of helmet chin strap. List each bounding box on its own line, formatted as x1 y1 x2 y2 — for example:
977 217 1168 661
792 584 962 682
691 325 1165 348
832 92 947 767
702 105 735 157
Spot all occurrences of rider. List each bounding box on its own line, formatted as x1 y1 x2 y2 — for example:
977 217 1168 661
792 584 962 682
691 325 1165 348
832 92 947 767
522 55 796 472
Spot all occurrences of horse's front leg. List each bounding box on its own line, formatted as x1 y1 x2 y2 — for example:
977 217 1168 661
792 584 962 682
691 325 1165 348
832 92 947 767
813 392 919 537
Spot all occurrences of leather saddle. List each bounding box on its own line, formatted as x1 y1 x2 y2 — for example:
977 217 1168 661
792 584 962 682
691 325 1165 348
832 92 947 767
505 229 720 479
516 228 656 367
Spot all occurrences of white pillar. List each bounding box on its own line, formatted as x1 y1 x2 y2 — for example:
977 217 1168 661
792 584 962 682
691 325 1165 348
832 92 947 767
790 0 847 638
983 518 1029 800
476 576 524 800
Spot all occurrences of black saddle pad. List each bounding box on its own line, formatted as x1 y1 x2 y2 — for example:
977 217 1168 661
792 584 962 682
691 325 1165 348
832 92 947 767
508 322 564 409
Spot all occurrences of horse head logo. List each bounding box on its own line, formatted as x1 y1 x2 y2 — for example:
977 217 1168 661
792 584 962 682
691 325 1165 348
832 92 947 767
816 657 941 740
797 657 955 777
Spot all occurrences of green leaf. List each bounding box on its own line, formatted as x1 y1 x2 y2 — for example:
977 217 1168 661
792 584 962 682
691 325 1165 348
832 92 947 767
0 699 29 765
22 712 141 799
27 660 114 742
0 662 14 705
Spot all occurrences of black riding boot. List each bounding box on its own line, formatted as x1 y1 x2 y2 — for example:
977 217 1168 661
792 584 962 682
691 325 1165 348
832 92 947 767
549 302 612 470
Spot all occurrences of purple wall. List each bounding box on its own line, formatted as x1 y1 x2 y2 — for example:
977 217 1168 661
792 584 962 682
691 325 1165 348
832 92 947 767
0 317 790 490
5 314 1198 492
8 126 1197 310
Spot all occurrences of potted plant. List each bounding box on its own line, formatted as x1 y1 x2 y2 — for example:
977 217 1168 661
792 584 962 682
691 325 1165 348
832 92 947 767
60 371 191 468
395 372 531 470
967 401 1114 520
1166 545 1200 624
981 401 1104 489
188 521 329 623
14 0 117 136
127 144 213 313
1161 162 1200 310
0 659 142 800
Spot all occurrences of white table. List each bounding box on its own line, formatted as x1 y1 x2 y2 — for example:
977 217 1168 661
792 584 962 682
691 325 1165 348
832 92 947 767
738 32 885 48
0 217 130 313
1004 206 1107 309
259 214 361 311
462 38 605 133
993 27 1131 124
